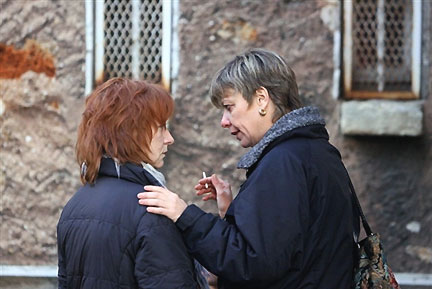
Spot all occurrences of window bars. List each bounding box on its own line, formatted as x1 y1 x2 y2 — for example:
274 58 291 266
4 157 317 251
92 0 171 91
343 0 421 99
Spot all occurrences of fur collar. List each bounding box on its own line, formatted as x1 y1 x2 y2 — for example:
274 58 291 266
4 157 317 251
237 106 325 169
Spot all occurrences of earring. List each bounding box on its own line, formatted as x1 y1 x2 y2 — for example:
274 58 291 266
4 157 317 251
80 161 87 177
259 108 267 116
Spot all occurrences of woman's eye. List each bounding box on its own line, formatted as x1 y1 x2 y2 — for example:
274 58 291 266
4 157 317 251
224 105 232 112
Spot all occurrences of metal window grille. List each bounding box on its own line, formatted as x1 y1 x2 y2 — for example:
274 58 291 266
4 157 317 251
104 0 134 79
92 0 171 91
343 0 421 99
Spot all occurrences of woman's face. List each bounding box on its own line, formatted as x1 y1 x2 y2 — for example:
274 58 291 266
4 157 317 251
148 124 174 168
220 89 272 148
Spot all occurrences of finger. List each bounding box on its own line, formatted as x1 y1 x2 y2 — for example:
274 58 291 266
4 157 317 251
198 191 216 199
211 174 221 185
146 206 167 215
202 195 216 201
138 198 164 207
198 178 214 188
196 190 207 196
195 183 212 190
196 188 215 196
143 185 166 192
197 189 216 197
137 192 163 199
194 184 206 190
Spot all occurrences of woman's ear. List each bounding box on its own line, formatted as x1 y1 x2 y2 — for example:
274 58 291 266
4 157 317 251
255 86 270 108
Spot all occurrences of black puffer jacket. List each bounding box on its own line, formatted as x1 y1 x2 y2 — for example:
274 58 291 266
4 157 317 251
57 158 199 289
176 107 359 289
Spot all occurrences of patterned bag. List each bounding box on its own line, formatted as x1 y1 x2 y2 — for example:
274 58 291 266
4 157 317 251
349 181 400 289
353 233 400 289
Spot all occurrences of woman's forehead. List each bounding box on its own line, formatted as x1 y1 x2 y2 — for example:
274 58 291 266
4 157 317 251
222 88 240 99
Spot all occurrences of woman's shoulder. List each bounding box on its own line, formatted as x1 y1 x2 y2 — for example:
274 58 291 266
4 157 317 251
261 137 312 167
60 177 151 225
263 123 329 160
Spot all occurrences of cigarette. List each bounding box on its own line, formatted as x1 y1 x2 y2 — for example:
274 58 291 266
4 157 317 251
202 172 209 189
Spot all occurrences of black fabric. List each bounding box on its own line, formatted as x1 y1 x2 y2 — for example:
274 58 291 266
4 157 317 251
57 158 199 289
176 124 360 289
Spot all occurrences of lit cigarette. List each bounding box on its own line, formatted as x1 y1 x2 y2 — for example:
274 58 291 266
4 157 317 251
202 172 209 189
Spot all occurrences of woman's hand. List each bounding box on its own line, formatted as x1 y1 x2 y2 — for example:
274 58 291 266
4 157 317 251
137 186 187 222
195 174 233 218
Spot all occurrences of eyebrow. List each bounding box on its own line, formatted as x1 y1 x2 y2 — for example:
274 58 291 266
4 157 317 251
222 94 233 101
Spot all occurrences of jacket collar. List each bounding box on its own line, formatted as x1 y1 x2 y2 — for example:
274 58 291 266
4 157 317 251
237 106 326 169
98 157 163 186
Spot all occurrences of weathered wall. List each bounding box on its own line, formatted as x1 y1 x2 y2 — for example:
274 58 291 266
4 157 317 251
164 0 432 274
0 0 85 264
0 0 430 276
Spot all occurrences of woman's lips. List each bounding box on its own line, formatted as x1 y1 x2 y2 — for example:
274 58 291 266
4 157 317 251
231 130 241 140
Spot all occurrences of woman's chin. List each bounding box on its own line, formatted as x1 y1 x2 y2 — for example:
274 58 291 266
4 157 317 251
154 160 164 168
239 139 253 148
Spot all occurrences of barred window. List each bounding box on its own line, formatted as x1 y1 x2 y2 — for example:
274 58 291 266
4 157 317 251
343 0 421 99
87 0 173 93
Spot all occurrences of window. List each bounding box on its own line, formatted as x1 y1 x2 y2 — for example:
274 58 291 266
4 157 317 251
343 0 421 99
85 0 174 95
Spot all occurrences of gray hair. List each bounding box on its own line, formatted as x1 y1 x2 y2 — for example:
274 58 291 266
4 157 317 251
210 48 301 122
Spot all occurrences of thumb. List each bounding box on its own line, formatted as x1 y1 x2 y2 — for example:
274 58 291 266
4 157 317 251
211 174 222 187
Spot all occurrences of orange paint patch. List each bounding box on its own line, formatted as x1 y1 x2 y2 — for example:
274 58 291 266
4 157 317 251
0 40 55 79
49 100 59 109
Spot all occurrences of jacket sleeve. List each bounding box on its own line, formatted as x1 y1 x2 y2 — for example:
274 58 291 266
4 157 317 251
134 213 199 289
175 149 310 285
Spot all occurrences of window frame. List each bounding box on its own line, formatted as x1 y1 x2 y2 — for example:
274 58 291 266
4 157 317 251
85 0 174 95
342 0 422 100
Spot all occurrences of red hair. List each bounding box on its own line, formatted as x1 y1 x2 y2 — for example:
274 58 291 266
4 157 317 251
76 77 174 184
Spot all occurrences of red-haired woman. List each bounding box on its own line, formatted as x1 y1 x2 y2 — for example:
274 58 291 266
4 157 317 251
57 78 201 289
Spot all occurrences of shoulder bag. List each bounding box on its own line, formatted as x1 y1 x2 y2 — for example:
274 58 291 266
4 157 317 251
349 180 401 289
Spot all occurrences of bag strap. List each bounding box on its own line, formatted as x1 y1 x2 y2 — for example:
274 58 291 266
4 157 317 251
348 178 373 236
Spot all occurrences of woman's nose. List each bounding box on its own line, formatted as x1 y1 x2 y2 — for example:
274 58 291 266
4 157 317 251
164 130 174 145
220 111 231 128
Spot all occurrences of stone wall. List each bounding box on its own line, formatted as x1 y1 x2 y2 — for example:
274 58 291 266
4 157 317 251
0 0 430 276
0 0 85 265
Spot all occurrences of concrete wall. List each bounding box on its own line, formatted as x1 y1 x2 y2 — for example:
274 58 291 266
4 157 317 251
0 0 430 278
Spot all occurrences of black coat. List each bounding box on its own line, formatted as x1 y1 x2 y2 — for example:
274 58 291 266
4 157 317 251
57 158 199 289
176 122 359 289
